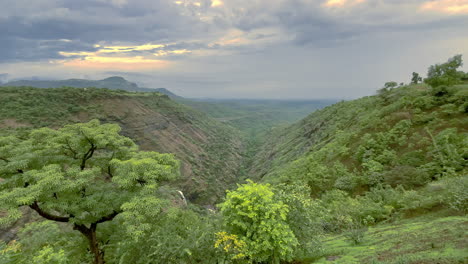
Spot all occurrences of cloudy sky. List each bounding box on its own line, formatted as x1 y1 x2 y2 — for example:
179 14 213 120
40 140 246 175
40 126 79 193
1 0 467 99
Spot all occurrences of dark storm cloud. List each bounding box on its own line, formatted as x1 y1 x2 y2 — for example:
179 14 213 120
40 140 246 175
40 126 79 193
2 0 467 62
0 0 209 62
0 35 99 62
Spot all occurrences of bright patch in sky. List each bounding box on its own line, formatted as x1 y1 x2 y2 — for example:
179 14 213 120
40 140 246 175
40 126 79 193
101 44 166 52
154 49 192 56
58 43 176 70
211 0 223 7
324 0 365 7
421 0 468 14
63 56 170 70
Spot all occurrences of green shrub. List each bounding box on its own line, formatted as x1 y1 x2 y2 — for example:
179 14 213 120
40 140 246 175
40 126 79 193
382 166 431 187
443 176 468 213
218 180 298 264
344 221 368 245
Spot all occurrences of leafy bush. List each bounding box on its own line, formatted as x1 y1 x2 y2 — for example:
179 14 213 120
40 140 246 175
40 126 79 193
276 184 324 259
0 221 87 264
443 176 468 213
218 180 298 264
104 207 219 264
382 166 430 187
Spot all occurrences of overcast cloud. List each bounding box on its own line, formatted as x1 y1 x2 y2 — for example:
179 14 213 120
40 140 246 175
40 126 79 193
1 0 467 99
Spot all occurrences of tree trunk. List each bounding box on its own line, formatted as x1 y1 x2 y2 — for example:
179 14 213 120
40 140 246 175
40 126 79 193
74 223 105 264
89 223 104 264
29 202 117 264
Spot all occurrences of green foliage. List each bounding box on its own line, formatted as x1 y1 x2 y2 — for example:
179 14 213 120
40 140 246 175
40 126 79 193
218 180 298 263
276 184 324 259
215 231 247 262
423 128 467 178
0 120 179 263
0 87 116 127
425 54 464 87
411 72 422 84
314 216 468 263
443 176 468 213
31 246 68 264
384 81 398 90
0 221 87 264
344 221 367 246
104 207 219 264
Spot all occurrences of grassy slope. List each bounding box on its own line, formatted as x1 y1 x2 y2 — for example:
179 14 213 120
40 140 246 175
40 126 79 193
315 215 467 264
0 86 245 204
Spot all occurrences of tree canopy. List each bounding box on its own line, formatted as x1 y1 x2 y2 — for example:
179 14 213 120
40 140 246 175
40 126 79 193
411 72 422 84
0 120 179 264
425 54 464 87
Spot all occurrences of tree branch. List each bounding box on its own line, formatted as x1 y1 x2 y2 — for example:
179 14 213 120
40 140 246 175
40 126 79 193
80 144 96 170
106 152 115 180
63 139 78 159
96 211 120 224
29 201 70 223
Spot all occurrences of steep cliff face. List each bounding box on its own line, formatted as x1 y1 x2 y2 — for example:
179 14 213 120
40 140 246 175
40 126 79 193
94 96 245 204
0 87 245 204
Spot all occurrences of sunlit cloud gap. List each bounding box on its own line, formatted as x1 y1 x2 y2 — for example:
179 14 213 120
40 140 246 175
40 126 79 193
58 43 186 69
421 0 468 14
211 0 223 7
63 56 170 70
323 0 365 7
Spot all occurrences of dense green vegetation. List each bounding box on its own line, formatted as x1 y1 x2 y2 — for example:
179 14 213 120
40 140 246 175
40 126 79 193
0 120 180 264
0 55 467 263
254 84 467 190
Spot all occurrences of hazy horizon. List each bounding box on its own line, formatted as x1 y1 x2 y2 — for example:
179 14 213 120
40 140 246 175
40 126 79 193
1 75 348 100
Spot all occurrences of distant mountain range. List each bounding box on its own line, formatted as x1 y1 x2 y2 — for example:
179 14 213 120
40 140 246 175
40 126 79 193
1 76 181 98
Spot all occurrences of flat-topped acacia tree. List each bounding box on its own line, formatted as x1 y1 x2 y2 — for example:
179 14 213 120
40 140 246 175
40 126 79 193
0 120 179 264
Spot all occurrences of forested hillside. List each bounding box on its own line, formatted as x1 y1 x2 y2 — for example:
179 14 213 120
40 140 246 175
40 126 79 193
252 83 467 189
0 87 244 204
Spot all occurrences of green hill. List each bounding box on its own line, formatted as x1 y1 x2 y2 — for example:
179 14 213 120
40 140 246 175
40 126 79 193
252 84 467 190
1 77 180 97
